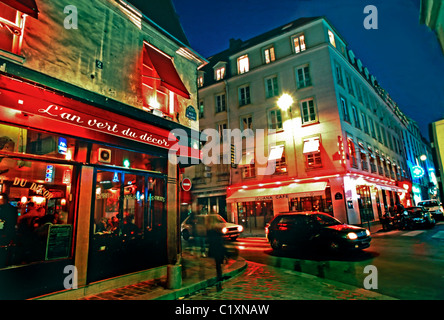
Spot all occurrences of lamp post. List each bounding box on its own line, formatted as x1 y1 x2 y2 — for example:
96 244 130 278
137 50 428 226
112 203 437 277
277 93 297 178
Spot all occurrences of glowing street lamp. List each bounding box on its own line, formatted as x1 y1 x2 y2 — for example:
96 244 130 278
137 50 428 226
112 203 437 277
277 93 294 112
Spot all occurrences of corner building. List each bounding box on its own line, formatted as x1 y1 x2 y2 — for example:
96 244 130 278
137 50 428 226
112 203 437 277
193 17 412 234
0 0 205 299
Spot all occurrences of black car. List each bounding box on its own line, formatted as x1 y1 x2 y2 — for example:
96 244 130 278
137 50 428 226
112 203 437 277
265 212 371 252
403 207 435 229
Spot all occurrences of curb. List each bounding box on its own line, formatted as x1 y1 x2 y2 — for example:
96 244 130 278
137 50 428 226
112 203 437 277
153 257 248 300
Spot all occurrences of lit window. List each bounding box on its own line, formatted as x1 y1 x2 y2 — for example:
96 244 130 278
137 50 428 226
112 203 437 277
0 2 27 55
197 76 204 87
237 55 249 74
215 67 225 80
241 150 255 178
268 144 286 174
264 47 275 64
328 30 336 47
300 98 317 124
292 34 306 54
347 137 358 168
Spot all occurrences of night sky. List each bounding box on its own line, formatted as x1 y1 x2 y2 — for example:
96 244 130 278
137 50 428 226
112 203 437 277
172 0 444 141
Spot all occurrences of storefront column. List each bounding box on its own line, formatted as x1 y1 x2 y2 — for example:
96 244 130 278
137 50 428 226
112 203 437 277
74 166 94 288
167 162 179 264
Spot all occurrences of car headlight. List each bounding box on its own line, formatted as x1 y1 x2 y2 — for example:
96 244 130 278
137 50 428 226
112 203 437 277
346 232 358 240
222 227 228 234
365 229 371 236
237 225 243 232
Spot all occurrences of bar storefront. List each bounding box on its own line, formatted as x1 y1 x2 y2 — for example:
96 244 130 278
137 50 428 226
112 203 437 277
0 74 192 299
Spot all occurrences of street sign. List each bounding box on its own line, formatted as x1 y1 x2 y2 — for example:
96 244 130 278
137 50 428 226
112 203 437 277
181 178 192 191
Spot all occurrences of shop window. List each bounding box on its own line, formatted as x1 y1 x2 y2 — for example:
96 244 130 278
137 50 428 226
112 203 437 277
0 158 76 267
289 195 331 213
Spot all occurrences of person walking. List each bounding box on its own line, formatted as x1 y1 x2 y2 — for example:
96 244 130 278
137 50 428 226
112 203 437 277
207 225 226 291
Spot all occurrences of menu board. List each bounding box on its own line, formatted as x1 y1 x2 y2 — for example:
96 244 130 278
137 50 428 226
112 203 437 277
45 224 72 260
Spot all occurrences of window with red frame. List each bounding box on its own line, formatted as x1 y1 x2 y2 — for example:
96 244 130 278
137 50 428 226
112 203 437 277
0 1 25 54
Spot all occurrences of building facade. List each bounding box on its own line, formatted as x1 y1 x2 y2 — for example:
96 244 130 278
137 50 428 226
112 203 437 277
403 117 440 204
430 119 444 202
0 0 204 299
191 16 413 234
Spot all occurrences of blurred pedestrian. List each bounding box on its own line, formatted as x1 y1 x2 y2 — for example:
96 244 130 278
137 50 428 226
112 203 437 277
207 226 225 291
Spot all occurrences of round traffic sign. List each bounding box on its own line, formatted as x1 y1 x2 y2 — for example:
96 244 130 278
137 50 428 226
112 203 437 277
181 178 192 191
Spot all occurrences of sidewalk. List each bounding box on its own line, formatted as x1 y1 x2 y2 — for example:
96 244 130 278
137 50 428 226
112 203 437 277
80 230 397 300
80 249 247 300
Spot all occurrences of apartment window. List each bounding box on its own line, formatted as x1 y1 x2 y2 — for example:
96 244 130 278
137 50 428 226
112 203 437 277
347 137 358 168
303 137 322 168
354 79 363 103
215 93 226 113
265 76 279 98
268 109 283 132
351 106 360 129
217 123 227 141
381 127 388 146
215 66 225 81
328 30 336 47
361 113 369 134
369 117 376 139
0 2 29 55
237 55 249 74
199 100 204 118
340 97 351 123
296 65 311 88
300 98 317 124
345 72 355 96
268 144 287 174
375 122 383 143
264 46 275 64
240 115 253 131
197 76 204 88
238 85 251 106
292 34 306 53
335 63 344 87
240 150 255 178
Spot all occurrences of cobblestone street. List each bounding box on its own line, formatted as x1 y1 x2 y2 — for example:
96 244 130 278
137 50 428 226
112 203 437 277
182 262 395 300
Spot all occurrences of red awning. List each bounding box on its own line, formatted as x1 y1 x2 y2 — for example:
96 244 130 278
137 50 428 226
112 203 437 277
143 44 190 99
1 0 39 19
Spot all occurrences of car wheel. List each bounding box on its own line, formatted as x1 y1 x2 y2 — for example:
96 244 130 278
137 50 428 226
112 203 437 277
270 238 282 251
182 229 190 241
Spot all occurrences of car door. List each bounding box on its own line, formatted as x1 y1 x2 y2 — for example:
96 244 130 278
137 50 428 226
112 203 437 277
276 215 310 245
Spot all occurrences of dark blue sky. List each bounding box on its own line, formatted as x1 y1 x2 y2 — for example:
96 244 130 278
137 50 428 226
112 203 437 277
172 0 444 140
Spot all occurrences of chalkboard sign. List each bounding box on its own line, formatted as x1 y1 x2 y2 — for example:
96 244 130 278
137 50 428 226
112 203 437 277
45 224 72 260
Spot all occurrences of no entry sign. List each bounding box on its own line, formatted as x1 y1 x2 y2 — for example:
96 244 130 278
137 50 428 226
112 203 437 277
181 178 192 191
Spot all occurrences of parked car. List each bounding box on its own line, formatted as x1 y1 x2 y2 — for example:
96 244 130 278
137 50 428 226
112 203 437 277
404 207 435 229
181 214 243 241
417 200 444 221
265 212 371 252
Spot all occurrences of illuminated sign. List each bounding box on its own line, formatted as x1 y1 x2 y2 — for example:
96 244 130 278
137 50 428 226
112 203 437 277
58 137 68 154
411 165 425 178
45 165 54 182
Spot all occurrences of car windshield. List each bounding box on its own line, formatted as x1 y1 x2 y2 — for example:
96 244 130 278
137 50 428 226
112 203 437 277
209 215 227 224
419 201 439 207
314 214 342 226
406 208 423 216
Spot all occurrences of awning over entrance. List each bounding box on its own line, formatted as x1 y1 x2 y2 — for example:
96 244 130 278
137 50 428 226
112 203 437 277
227 181 327 203
143 43 190 99
1 0 39 19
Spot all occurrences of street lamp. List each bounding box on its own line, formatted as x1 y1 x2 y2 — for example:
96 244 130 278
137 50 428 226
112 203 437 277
277 93 294 112
277 93 297 177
